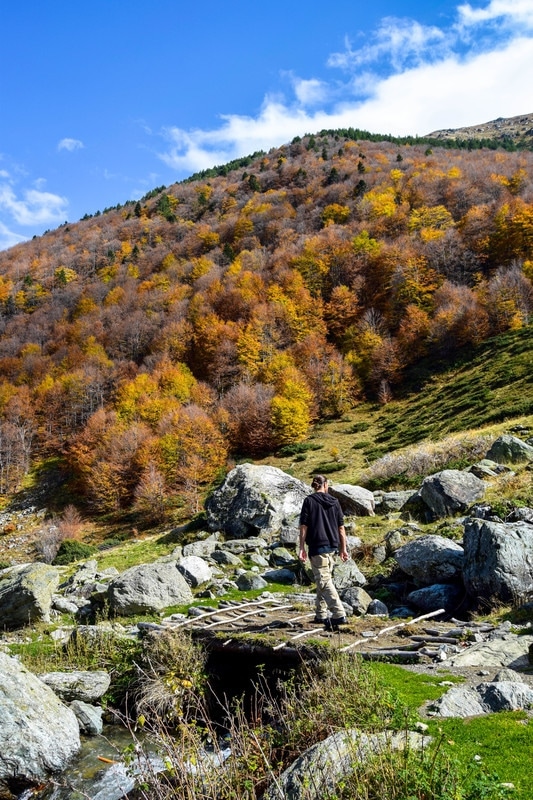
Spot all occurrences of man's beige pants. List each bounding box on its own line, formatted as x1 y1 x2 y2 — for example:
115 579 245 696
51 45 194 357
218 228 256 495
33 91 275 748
310 553 345 619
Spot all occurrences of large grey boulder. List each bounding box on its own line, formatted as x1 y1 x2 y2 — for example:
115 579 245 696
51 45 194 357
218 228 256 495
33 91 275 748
446 632 533 669
107 562 193 615
434 681 533 718
0 563 60 629
178 556 213 587
486 435 533 464
463 518 533 603
0 652 80 796
263 729 429 800
333 559 367 590
420 470 486 518
328 483 375 516
394 535 464 586
205 464 310 541
39 670 111 703
407 583 463 613
341 586 372 615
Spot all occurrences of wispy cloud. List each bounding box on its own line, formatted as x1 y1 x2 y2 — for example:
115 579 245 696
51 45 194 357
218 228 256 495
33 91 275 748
0 221 27 250
158 0 533 177
0 184 68 226
58 137 84 152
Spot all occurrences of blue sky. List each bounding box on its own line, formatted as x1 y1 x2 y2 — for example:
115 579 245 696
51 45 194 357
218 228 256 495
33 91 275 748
1 0 532 250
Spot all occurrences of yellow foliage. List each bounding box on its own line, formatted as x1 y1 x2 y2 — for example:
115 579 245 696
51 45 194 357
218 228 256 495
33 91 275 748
447 166 462 179
104 286 125 306
236 325 262 377
270 394 310 445
127 264 139 279
0 276 12 303
120 241 133 258
54 266 78 284
83 337 113 367
361 186 397 218
160 253 177 271
74 296 99 317
190 256 214 282
523 260 533 281
196 226 220 250
409 205 454 234
322 204 350 226
353 230 381 257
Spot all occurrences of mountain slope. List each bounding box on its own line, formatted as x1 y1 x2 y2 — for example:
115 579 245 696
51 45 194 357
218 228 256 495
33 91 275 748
427 111 533 148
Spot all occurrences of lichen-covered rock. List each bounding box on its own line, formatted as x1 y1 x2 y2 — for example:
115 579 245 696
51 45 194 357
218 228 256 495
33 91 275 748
0 652 80 796
178 555 213 587
39 670 111 703
407 583 463 613
0 562 60 629
107 561 193 615
205 464 310 541
463 518 533 603
394 535 464 586
420 470 485 518
328 483 375 516
263 729 429 800
486 435 533 464
332 559 367 590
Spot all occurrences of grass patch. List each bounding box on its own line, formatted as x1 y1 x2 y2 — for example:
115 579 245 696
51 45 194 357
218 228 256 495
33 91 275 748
427 712 533 798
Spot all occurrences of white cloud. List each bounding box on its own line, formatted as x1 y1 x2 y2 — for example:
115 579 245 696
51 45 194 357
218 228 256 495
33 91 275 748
0 184 68 226
328 19 448 72
0 221 26 250
292 77 329 106
156 0 533 177
458 0 533 29
58 138 84 152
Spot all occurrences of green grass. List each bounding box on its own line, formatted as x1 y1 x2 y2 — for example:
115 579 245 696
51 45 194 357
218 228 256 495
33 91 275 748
428 713 533 797
367 662 532 798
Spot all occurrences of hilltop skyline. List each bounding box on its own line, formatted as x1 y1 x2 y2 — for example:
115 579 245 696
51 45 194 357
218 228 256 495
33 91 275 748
1 0 533 249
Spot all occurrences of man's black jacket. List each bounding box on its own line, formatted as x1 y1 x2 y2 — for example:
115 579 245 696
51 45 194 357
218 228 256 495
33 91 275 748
299 492 344 556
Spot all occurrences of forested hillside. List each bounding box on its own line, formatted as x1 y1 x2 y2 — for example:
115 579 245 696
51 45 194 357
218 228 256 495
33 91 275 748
0 128 532 518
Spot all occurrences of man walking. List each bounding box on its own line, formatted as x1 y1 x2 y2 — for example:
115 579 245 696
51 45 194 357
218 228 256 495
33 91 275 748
299 474 349 630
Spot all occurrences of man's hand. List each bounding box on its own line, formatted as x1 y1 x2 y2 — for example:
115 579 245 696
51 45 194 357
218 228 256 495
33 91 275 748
340 549 349 562
299 548 307 562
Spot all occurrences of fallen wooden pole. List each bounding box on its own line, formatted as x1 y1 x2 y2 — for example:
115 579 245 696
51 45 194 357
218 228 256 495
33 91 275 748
339 609 446 653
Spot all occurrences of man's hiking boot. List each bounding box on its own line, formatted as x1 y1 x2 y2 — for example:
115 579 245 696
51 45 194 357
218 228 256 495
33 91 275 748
313 616 327 624
324 616 347 631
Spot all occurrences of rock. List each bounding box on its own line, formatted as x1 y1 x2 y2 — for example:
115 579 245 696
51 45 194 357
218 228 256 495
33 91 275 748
420 470 486 518
70 700 104 735
445 633 533 669
508 506 533 524
367 599 389 616
52 596 80 615
269 547 296 567
407 583 463 613
463 518 533 603
182 538 219 558
328 483 375 516
0 652 80 796
219 537 269 555
341 586 372 615
263 729 429 800
0 563 60 629
333 559 367 590
178 556 213 587
433 680 533 717
205 464 310 541
394 535 464 586
384 530 404 554
486 435 533 464
236 572 268 591
375 490 418 513
345 534 362 551
210 549 242 566
107 562 193 616
434 686 486 717
39 670 111 702
372 544 387 563
263 568 297 585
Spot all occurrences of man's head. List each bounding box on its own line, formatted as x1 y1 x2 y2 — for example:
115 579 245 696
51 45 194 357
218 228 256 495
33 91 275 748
311 474 328 492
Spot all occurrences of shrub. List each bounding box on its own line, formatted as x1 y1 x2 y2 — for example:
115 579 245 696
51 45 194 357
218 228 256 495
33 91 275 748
52 539 98 565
